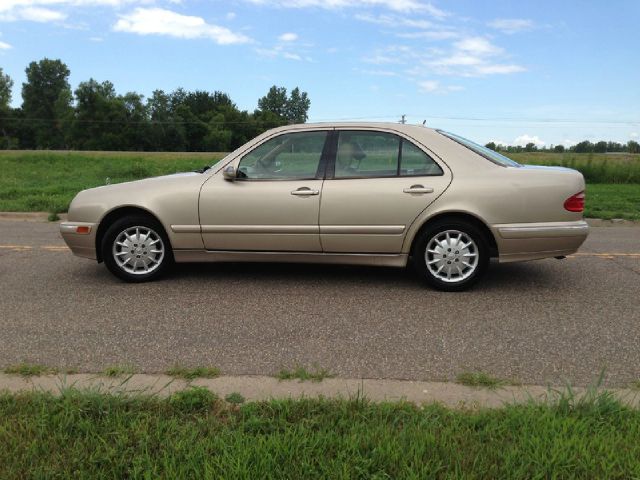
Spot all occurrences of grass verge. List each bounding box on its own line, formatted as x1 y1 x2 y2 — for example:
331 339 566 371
103 365 137 377
276 365 336 382
1 387 639 478
456 371 520 389
2 363 58 377
165 365 221 380
585 183 640 220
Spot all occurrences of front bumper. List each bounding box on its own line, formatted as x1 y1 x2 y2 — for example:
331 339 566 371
60 222 97 260
494 220 589 263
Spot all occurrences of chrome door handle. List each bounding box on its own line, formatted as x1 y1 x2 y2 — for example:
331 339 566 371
291 187 319 196
403 185 434 194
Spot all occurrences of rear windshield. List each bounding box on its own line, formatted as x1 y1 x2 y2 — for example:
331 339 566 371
437 130 521 168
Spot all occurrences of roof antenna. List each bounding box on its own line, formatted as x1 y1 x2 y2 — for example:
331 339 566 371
399 114 406 124
422 120 427 126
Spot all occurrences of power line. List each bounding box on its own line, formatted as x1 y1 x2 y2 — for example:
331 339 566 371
0 114 637 126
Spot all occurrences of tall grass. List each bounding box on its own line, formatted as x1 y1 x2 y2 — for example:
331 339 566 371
1 387 640 478
510 152 640 184
0 151 225 212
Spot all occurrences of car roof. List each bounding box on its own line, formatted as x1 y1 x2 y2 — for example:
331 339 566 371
269 122 440 137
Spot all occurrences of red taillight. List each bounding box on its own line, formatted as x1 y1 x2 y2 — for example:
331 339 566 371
564 191 585 212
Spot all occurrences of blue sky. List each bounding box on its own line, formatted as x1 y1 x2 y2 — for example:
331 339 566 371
1 0 638 147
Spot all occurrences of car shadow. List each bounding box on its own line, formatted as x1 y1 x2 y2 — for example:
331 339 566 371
163 258 559 292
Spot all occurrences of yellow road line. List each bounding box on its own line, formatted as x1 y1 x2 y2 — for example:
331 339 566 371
572 253 640 257
0 245 639 257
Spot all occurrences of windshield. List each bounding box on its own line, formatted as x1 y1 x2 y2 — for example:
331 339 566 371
437 130 521 168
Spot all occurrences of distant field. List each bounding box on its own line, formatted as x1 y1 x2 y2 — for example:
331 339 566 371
0 150 638 220
0 151 226 212
510 152 640 184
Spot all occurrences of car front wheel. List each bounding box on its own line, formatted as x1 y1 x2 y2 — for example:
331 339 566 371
101 215 173 282
413 219 489 291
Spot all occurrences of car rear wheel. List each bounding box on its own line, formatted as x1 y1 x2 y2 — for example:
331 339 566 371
102 215 173 282
413 219 489 291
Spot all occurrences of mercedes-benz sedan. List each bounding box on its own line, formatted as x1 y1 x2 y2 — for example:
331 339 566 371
60 123 588 291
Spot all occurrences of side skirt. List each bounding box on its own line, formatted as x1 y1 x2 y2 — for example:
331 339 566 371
173 250 409 268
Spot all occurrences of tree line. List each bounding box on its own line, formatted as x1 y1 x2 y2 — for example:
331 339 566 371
0 59 310 151
485 139 640 154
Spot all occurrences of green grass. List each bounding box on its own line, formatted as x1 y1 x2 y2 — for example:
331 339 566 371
224 392 246 405
510 151 640 183
0 151 638 220
585 183 640 220
276 365 336 382
1 387 640 478
102 364 137 377
0 150 225 212
455 371 520 389
165 365 221 380
2 363 58 377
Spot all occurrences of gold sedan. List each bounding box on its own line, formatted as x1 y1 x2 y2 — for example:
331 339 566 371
60 123 588 291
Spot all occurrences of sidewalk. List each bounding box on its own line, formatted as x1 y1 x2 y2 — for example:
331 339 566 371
2 373 638 408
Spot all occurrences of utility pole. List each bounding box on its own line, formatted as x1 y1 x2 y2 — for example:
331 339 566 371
399 114 406 124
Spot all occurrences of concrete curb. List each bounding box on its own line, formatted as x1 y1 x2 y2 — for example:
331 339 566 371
0 212 68 222
1 374 638 408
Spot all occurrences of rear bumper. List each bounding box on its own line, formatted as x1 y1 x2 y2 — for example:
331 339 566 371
494 220 589 263
60 222 97 260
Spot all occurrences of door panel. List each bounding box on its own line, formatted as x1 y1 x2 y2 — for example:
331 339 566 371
320 176 450 253
320 130 452 253
199 176 323 251
199 130 329 252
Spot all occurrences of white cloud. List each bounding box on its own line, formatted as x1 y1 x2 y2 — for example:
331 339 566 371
244 0 447 15
474 64 525 74
355 12 459 40
357 68 398 76
630 132 638 138
396 30 458 40
0 0 147 24
426 37 525 76
278 32 298 42
488 18 534 34
514 134 545 147
113 8 251 45
454 36 502 56
283 52 302 61
418 80 463 94
0 40 12 49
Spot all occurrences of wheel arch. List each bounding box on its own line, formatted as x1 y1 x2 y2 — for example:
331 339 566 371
408 211 499 258
95 205 170 263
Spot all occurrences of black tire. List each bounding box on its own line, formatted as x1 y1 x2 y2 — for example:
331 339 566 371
101 214 173 283
412 219 489 292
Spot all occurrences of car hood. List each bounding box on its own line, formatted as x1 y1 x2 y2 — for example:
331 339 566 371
520 164 577 173
83 171 201 194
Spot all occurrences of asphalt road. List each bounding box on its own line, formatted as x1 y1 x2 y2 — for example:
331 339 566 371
1 219 639 386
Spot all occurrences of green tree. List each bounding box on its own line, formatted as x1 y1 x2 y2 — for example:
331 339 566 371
257 85 310 124
485 142 496 151
286 87 310 123
0 68 12 110
258 86 288 118
628 140 640 154
573 140 594 153
594 141 607 153
0 68 15 148
553 144 565 153
21 58 72 148
524 142 537 152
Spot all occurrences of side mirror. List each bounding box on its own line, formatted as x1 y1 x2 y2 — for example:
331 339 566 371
222 165 237 181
